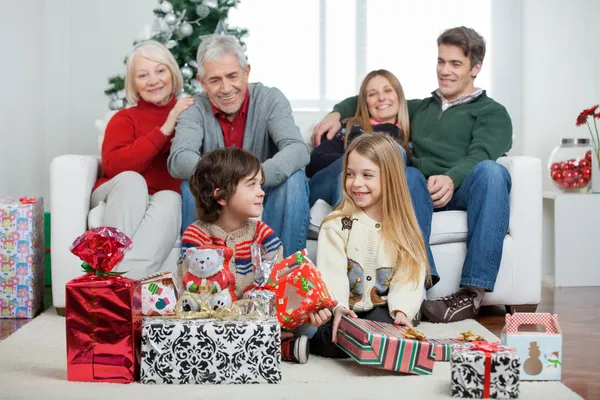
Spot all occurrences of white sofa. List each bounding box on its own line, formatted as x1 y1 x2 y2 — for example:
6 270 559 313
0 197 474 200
50 114 543 314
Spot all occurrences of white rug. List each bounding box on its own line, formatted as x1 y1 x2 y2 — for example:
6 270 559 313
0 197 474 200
0 308 581 400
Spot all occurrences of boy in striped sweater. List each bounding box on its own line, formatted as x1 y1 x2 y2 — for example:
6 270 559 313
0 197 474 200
180 147 309 364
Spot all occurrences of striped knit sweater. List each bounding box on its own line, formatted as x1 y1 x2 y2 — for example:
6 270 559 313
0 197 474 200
181 219 283 297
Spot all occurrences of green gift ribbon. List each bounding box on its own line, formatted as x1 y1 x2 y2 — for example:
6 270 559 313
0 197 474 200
81 262 127 277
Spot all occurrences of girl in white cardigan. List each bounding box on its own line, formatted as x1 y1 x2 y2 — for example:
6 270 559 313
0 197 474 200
309 133 431 358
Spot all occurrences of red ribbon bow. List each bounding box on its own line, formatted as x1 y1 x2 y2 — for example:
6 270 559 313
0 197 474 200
471 341 501 398
19 197 36 204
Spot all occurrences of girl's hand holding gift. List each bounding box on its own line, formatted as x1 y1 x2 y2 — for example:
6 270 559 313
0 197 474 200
331 306 358 344
393 310 414 329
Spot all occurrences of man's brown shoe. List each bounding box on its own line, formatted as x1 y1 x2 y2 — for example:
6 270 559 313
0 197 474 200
421 288 481 323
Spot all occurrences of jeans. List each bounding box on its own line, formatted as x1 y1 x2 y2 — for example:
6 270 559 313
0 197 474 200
407 160 511 291
181 170 310 257
308 146 407 208
309 157 343 208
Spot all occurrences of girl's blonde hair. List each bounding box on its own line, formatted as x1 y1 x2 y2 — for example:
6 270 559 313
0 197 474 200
346 69 410 150
124 40 183 105
324 133 430 287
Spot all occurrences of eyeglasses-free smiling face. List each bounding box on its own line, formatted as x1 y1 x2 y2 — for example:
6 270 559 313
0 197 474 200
200 52 250 119
365 75 400 124
345 150 382 221
133 56 173 106
436 44 481 101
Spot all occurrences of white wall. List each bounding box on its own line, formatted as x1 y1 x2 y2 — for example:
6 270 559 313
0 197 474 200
1 0 155 208
522 0 600 192
0 2 45 201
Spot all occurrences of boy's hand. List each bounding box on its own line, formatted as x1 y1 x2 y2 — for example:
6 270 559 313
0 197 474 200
309 308 332 327
281 331 294 340
393 310 414 329
331 306 357 343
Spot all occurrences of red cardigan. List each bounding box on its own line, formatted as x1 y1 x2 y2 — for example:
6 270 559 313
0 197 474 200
94 97 181 194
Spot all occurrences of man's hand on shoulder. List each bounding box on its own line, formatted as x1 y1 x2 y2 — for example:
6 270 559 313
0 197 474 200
427 175 454 208
311 112 342 147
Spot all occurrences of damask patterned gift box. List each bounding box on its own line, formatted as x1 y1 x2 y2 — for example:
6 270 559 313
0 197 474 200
0 197 44 318
450 342 520 398
141 317 281 384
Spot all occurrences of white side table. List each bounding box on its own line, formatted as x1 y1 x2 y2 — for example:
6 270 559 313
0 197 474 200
542 191 600 287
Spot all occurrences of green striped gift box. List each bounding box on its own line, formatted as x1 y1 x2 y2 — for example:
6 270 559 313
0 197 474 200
427 338 465 361
336 316 436 375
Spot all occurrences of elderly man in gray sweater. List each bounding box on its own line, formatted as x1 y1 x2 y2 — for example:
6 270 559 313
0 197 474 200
168 35 310 256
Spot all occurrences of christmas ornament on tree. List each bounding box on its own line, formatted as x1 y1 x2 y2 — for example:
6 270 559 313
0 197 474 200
181 65 194 80
104 0 247 110
164 13 178 25
196 5 210 19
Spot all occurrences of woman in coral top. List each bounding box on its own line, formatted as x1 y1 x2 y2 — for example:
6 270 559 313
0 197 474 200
91 40 194 279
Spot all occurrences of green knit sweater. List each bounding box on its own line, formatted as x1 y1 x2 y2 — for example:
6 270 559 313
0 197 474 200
333 91 512 188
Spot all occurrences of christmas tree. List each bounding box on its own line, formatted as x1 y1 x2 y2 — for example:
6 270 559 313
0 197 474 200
104 0 247 110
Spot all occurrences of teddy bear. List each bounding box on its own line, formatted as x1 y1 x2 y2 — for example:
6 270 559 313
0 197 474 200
181 245 236 310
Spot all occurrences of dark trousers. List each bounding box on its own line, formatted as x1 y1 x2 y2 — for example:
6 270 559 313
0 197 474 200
309 306 394 359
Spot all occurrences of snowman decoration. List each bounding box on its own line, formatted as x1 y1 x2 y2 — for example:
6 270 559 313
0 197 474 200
181 245 236 311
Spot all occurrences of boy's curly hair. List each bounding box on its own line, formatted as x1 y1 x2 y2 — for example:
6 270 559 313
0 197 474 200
189 148 264 223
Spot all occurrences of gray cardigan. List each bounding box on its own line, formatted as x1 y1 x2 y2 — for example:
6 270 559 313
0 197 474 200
167 82 309 187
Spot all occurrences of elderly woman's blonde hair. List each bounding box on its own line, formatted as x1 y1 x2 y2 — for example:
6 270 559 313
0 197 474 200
124 40 183 105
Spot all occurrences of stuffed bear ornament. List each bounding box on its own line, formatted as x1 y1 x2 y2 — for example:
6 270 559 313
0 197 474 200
181 245 236 310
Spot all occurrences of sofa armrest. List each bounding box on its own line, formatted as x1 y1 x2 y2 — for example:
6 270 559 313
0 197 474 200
50 155 100 309
497 156 543 305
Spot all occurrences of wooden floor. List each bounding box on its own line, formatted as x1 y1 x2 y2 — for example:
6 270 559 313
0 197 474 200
477 285 600 400
1 285 599 399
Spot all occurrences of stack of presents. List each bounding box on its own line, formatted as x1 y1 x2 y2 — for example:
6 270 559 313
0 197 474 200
0 204 564 398
0 197 45 339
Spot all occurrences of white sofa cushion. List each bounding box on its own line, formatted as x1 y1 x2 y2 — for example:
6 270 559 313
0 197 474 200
308 199 469 246
429 210 468 245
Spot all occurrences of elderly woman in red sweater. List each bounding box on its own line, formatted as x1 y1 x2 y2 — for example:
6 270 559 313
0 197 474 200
91 40 194 279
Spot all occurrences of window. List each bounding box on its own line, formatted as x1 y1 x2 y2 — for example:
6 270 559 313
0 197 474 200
229 0 491 111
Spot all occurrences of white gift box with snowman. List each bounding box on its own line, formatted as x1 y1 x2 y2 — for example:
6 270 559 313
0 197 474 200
501 313 562 381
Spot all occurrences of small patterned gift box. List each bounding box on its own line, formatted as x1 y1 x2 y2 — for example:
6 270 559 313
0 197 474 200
0 197 44 318
451 342 520 398
501 313 562 381
268 250 336 330
141 271 180 316
141 316 281 384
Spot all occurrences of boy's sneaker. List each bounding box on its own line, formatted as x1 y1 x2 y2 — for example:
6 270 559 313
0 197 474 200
281 335 309 364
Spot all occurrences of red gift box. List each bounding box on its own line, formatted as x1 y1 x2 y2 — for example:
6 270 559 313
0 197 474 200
65 227 141 383
269 250 336 330
66 274 141 383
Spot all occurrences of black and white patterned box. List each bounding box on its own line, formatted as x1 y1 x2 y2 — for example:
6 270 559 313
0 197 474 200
450 342 520 398
141 317 281 384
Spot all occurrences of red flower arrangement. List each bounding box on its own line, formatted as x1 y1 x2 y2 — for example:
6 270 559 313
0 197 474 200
576 105 600 167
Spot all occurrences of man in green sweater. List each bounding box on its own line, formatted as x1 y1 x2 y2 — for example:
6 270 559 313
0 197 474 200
311 27 512 323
